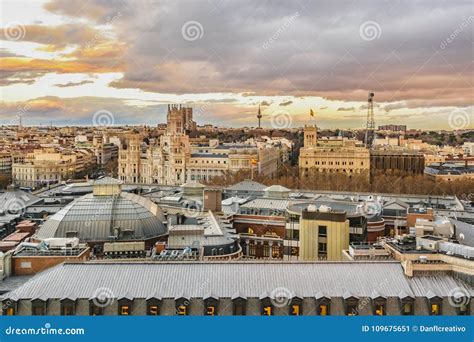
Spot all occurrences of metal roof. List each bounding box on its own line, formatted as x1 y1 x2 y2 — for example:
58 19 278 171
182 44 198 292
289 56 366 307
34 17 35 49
37 192 167 241
93 177 123 185
4 261 472 301
0 190 42 223
241 198 292 211
226 180 267 192
450 218 474 247
264 185 290 192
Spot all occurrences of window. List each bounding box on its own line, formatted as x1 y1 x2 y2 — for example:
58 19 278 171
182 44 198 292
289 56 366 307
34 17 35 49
148 305 159 315
249 243 256 256
318 243 327 253
89 302 103 316
317 298 330 316
319 304 329 315
374 304 384 315
458 303 470 316
430 299 442 316
318 226 327 237
261 298 273 316
60 300 75 315
177 305 187 315
145 298 161 315
175 298 189 316
31 300 46 316
272 244 280 258
263 244 270 258
401 298 414 315
373 298 386 316
233 298 246 315
289 298 302 316
204 298 218 316
120 305 130 315
345 298 359 316
2 301 15 316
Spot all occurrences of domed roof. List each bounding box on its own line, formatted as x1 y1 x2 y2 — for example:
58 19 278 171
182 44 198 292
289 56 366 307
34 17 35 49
37 191 167 241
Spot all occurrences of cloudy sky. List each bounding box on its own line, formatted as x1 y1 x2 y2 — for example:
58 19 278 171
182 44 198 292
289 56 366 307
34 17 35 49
0 0 472 129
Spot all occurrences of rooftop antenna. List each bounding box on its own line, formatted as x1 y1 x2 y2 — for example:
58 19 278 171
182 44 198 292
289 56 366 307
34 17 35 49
364 92 375 147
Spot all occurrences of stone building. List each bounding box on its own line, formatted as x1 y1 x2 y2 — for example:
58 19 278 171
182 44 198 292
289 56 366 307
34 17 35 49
12 148 96 189
299 124 370 176
118 105 280 185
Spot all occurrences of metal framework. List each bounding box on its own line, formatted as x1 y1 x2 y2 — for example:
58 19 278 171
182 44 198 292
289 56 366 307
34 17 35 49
364 92 375 147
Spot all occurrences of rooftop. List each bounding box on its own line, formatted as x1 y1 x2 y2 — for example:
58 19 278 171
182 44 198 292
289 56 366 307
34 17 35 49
4 261 472 301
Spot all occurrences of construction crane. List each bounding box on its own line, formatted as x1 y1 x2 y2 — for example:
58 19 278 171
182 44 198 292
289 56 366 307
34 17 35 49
364 92 375 147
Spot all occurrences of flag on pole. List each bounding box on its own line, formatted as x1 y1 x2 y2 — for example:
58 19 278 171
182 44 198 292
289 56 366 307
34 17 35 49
310 109 315 117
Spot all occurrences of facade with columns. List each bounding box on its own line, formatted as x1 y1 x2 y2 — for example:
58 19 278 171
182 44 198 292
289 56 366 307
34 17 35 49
119 105 280 185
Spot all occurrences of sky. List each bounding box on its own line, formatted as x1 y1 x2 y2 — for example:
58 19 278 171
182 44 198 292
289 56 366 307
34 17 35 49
0 0 472 129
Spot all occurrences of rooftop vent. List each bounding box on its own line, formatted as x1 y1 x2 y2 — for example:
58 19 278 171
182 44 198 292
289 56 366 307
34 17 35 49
318 205 331 213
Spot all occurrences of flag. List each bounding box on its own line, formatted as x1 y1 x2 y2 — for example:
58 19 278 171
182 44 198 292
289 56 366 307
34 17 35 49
310 109 315 117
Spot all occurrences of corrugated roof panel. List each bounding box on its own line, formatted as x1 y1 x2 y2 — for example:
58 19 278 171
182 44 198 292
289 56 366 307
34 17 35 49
5 262 472 302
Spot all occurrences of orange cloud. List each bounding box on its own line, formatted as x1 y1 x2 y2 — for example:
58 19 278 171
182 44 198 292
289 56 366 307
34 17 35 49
0 24 106 50
0 57 123 74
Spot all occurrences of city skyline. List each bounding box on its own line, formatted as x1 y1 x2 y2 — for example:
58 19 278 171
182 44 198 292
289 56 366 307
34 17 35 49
0 0 473 130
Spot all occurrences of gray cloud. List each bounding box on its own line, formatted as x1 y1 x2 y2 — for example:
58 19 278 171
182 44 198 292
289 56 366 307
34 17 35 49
54 80 95 88
337 107 355 111
279 100 293 106
42 0 473 107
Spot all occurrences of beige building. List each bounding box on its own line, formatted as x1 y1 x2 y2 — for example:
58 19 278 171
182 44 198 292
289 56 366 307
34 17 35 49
299 205 349 261
299 124 370 176
12 148 96 188
119 105 280 185
0 152 12 175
